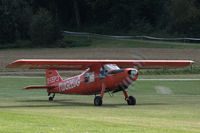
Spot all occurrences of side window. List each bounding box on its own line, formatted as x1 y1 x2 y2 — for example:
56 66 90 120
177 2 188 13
84 73 89 83
99 66 107 79
84 72 95 83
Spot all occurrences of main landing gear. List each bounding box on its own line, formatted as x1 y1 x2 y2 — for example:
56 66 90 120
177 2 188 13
48 93 55 101
94 84 105 106
126 96 136 105
94 84 136 106
123 90 136 105
94 96 102 106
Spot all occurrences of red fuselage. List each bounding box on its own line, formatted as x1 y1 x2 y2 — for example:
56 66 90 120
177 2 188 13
47 68 138 95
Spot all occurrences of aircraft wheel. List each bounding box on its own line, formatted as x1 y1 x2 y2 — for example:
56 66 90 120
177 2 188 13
49 96 54 101
94 96 102 106
127 96 136 105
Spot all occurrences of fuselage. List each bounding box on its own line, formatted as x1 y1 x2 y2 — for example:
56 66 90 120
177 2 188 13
48 67 139 95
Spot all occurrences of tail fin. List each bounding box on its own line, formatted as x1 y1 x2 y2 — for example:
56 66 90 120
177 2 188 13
46 69 63 86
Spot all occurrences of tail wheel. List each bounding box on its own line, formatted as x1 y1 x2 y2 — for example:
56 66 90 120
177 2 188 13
94 96 102 106
49 93 55 101
127 96 136 105
49 96 54 101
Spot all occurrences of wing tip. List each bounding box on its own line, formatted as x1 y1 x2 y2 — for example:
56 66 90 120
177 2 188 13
190 60 195 65
6 59 25 69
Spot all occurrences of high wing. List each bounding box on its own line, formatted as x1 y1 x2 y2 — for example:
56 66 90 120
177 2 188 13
6 59 194 70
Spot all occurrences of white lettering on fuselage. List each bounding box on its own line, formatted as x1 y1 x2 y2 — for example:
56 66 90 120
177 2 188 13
47 76 60 84
59 76 81 92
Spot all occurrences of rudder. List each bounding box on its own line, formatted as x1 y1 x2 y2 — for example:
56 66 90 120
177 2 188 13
46 69 63 86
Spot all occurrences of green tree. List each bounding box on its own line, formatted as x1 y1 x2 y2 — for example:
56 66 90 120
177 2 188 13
30 8 62 47
0 0 32 44
165 0 200 36
0 4 15 43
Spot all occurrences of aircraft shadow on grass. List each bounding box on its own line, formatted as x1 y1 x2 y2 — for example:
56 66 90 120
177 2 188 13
0 99 169 109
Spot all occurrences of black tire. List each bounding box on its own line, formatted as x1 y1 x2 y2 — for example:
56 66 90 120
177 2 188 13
127 96 136 105
94 96 102 106
49 96 54 101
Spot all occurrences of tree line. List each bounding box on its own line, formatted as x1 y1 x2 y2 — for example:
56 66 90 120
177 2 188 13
0 0 200 48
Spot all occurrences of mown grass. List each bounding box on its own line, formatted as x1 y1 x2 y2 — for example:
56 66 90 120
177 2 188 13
1 35 200 49
139 74 200 79
139 67 200 75
62 35 200 49
0 77 200 133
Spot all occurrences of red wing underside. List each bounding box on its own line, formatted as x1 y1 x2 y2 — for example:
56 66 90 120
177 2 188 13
6 59 194 70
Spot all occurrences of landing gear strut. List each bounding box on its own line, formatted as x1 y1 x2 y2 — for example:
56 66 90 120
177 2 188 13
94 84 105 106
123 90 136 105
49 93 55 101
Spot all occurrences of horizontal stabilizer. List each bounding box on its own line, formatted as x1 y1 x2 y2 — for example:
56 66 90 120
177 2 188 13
23 85 55 90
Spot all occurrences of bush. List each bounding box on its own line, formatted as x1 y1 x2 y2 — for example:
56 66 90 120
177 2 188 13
0 40 32 49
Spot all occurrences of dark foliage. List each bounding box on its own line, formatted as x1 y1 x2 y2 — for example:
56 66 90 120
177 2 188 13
0 0 200 48
0 0 32 43
30 8 62 47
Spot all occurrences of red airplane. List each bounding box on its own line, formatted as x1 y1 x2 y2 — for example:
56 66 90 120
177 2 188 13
6 59 193 106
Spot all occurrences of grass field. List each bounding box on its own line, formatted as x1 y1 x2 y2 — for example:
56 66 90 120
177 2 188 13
63 35 200 49
2 35 200 49
0 47 200 72
0 77 200 133
1 35 200 72
0 35 199 132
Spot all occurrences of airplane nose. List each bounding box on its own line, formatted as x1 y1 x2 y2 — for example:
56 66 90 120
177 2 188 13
128 69 138 78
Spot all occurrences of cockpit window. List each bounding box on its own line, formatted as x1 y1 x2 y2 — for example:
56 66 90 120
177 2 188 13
99 64 120 79
104 64 120 71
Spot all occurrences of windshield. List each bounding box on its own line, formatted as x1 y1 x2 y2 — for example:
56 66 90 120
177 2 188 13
104 64 120 71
